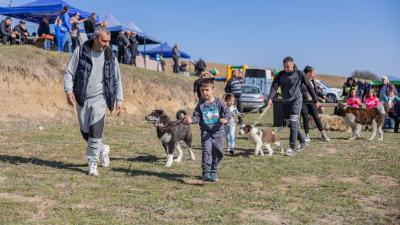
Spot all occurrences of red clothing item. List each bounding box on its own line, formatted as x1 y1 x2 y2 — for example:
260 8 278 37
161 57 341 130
347 96 362 108
364 96 380 108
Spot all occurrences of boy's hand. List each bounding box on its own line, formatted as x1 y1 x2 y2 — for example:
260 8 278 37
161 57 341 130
220 118 228 124
183 116 192 124
268 99 273 107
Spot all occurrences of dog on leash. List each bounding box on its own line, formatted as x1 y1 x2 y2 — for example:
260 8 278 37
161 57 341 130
334 103 384 141
145 109 195 167
239 124 283 156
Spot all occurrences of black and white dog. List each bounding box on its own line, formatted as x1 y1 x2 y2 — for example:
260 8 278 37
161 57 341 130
145 109 195 167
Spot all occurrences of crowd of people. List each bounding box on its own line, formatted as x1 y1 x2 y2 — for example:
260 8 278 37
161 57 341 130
0 7 141 66
343 76 399 132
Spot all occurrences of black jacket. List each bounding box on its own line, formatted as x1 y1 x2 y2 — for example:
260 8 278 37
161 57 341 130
268 66 318 103
84 17 96 34
13 25 29 38
128 35 139 50
73 40 118 111
301 79 324 102
37 21 50 36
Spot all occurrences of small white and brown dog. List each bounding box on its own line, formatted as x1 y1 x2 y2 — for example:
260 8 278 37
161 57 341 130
239 124 283 156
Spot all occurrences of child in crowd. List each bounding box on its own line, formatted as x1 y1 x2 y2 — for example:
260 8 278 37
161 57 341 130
346 89 362 108
184 78 231 182
382 89 400 131
364 89 380 109
54 18 66 52
224 93 241 155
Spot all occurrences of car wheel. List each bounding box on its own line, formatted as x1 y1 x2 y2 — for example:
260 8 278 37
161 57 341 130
326 94 337 103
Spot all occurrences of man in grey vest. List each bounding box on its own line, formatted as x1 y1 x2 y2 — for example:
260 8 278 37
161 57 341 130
64 27 123 176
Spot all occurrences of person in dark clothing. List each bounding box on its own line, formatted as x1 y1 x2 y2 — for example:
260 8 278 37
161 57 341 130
300 66 330 142
38 16 52 50
128 31 139 66
356 79 364 98
117 31 130 64
0 17 15 45
195 58 207 76
84 13 97 40
362 79 372 101
172 43 180 73
12 21 29 45
225 70 244 125
267 57 320 156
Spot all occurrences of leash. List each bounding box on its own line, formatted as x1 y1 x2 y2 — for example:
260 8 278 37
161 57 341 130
252 105 271 126
155 118 185 130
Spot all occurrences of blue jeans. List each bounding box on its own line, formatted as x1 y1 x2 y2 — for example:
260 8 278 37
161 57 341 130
63 32 72 53
224 123 236 150
43 39 51 51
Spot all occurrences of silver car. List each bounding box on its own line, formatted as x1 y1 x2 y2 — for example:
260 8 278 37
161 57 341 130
240 85 266 112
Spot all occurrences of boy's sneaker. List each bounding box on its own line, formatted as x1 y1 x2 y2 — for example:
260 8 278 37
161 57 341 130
210 172 219 182
297 142 308 152
304 134 311 142
88 162 99 176
202 172 211 181
320 132 330 142
285 148 297 157
228 148 235 155
100 144 110 167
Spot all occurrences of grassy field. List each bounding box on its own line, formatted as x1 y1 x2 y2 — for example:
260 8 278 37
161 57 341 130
0 111 399 225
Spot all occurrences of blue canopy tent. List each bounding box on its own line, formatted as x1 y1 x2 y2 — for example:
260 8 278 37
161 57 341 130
141 42 191 59
0 0 92 23
102 14 161 45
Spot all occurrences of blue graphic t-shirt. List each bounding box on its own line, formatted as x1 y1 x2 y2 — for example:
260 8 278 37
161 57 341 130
192 98 232 133
202 105 220 125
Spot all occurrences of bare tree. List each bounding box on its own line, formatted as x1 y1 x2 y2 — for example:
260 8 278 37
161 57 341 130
351 70 378 80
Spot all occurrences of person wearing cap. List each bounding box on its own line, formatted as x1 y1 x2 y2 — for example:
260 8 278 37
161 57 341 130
0 17 16 44
12 20 30 45
128 31 139 66
378 76 398 101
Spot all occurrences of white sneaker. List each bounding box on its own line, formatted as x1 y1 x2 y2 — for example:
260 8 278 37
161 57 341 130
304 134 311 142
88 162 99 176
100 144 110 167
285 148 297 157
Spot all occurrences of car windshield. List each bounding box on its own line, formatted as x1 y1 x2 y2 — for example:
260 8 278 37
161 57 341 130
318 80 332 88
242 86 260 94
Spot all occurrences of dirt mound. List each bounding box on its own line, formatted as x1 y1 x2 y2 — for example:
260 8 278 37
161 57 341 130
0 45 196 122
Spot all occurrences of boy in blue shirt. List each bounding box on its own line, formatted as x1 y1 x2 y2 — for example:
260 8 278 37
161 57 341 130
184 78 231 182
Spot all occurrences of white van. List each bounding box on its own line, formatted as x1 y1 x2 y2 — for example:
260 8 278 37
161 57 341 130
243 69 272 98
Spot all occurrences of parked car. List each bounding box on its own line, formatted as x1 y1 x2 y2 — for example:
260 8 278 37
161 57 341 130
314 79 343 103
240 85 266 112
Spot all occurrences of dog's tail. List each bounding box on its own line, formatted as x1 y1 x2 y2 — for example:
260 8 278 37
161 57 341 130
176 110 188 120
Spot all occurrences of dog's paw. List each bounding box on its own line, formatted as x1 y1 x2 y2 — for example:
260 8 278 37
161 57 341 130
378 138 383 141
174 158 182 163
367 138 374 141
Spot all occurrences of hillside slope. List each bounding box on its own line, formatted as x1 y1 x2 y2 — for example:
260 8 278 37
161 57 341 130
0 46 197 122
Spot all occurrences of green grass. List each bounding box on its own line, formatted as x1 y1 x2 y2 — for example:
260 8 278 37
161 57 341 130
0 111 399 225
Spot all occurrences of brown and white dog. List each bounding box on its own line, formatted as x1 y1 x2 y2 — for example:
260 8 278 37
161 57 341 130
334 104 384 141
239 124 283 156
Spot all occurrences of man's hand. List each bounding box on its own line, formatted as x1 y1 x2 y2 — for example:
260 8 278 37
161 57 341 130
268 99 273 107
315 102 321 109
183 116 193 124
115 101 123 116
220 118 228 124
66 92 76 106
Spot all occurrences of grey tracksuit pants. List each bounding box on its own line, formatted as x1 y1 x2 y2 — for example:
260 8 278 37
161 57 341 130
76 95 107 164
201 131 225 173
283 98 305 149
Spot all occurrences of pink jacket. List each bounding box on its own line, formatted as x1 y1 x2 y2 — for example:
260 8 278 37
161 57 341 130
347 96 362 108
364 96 380 109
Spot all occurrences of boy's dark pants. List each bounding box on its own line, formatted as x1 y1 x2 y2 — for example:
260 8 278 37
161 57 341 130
201 131 225 174
283 98 305 149
301 102 324 134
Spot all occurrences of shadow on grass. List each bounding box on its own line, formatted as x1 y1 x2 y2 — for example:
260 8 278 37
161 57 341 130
112 167 205 186
111 153 162 163
0 154 87 174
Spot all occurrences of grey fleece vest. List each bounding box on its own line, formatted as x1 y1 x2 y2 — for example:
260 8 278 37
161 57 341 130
73 40 118 111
